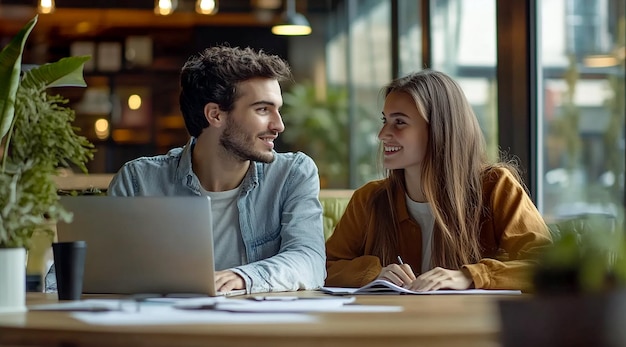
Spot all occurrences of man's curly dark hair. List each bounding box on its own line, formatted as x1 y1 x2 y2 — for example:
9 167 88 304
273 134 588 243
179 46 292 137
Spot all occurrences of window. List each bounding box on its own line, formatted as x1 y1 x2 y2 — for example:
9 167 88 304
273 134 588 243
538 0 625 222
431 0 499 160
326 0 392 188
397 0 422 75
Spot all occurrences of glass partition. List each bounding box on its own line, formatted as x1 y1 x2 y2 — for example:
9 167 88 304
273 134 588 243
322 0 392 188
349 1 392 187
538 0 625 222
430 0 499 160
398 0 422 75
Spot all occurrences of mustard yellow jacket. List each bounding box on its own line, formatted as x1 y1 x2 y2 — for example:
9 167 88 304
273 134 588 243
325 168 552 292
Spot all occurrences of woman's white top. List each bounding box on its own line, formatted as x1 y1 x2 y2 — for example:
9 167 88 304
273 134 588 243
405 194 435 273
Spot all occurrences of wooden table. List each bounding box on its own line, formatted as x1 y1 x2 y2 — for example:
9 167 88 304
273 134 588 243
0 292 512 347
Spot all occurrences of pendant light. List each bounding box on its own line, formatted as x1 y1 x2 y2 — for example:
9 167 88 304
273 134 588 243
38 0 55 14
196 0 218 15
154 0 177 16
271 0 312 36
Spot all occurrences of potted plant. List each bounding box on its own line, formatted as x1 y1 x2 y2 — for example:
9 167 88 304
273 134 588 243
0 16 94 312
499 214 626 347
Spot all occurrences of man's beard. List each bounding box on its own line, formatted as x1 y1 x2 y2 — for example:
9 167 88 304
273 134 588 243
220 118 275 163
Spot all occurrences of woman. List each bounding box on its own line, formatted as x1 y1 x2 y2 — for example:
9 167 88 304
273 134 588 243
325 70 552 292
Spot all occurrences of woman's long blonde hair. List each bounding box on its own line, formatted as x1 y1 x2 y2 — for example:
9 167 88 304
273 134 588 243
371 70 518 269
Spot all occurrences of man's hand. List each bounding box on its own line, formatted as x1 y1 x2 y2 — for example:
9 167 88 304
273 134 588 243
215 270 245 293
377 263 417 286
405 267 473 291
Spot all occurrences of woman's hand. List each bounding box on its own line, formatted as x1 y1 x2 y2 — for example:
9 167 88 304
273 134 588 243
377 263 417 286
405 267 473 291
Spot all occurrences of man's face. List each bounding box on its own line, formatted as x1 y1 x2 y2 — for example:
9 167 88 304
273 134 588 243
220 78 284 163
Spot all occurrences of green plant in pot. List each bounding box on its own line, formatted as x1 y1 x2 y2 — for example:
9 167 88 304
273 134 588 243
0 16 94 312
535 216 626 293
499 214 626 347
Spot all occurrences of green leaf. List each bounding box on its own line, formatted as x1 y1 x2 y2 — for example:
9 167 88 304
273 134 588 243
0 16 37 141
20 55 91 91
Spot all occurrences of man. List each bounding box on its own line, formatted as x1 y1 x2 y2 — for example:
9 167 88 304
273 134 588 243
108 46 326 294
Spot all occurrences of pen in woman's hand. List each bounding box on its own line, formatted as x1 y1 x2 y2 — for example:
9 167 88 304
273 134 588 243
397 256 404 265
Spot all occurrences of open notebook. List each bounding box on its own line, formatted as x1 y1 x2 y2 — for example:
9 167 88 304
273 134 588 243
321 279 522 295
56 196 245 297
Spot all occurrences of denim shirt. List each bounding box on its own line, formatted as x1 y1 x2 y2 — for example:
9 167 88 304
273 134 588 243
108 138 326 294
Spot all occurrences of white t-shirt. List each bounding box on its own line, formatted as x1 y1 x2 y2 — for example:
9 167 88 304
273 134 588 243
405 194 435 273
201 186 247 270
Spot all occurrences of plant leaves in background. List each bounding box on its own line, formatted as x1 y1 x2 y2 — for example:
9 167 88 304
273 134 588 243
20 55 91 91
0 16 94 249
0 16 37 141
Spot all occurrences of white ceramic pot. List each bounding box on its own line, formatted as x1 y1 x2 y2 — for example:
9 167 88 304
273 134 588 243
0 248 27 313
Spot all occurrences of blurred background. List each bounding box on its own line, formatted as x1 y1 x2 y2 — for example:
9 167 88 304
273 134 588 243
0 0 624 224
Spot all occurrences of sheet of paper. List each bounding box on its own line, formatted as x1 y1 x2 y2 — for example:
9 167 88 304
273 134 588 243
217 297 354 312
32 297 403 325
170 296 402 313
30 299 126 312
324 305 403 313
171 296 350 311
72 304 317 325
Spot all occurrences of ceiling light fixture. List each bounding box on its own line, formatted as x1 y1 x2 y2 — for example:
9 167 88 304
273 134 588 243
196 0 218 15
38 0 55 14
271 0 312 36
583 54 619 68
154 0 177 16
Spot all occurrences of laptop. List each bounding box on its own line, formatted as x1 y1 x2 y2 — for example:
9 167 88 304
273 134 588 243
56 196 245 297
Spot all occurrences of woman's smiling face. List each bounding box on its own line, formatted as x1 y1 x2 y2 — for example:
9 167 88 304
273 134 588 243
378 91 429 172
